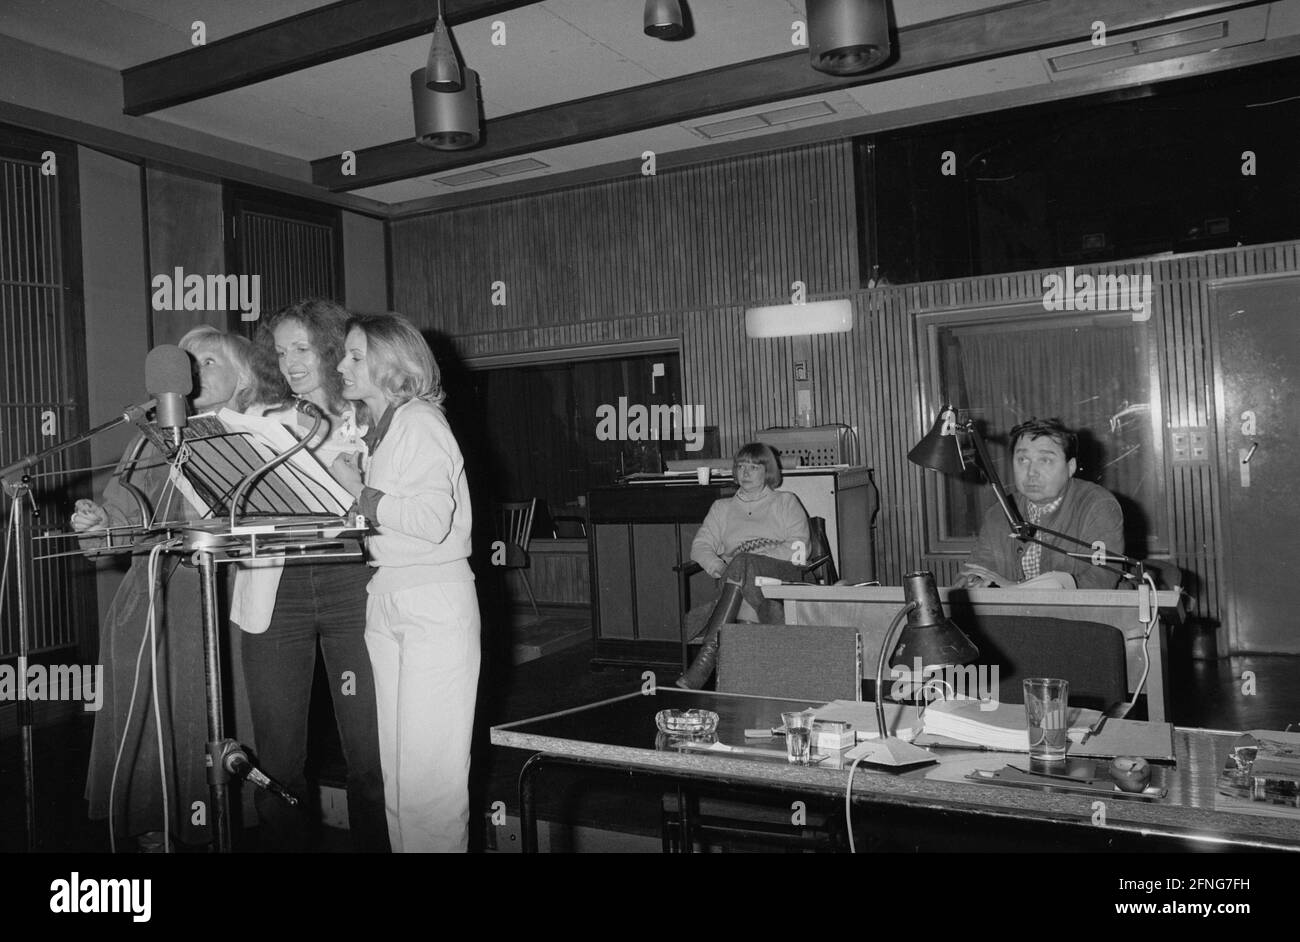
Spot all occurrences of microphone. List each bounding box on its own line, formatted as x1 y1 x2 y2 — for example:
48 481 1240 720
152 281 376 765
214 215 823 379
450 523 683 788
145 344 193 446
295 398 323 419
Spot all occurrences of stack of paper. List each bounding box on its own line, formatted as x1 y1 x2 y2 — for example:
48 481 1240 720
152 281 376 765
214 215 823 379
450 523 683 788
919 699 1098 751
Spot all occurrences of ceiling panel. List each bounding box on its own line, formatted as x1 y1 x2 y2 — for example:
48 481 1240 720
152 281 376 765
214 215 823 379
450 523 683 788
1 0 1294 211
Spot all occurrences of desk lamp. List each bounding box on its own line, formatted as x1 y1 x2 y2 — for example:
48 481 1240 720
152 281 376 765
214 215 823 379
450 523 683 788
908 406 1144 584
865 571 979 768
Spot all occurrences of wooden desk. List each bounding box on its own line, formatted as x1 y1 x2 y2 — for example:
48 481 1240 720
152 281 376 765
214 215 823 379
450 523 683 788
764 586 1185 722
491 688 1300 853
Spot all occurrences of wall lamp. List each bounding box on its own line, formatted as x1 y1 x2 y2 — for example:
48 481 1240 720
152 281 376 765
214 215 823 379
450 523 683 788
744 298 853 338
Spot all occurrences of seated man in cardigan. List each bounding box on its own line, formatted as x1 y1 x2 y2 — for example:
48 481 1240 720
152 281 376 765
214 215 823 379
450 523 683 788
954 417 1125 590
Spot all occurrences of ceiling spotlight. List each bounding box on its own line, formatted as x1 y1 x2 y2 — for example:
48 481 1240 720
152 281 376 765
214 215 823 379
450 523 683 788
426 0 463 91
644 0 686 40
808 0 892 75
412 67 481 151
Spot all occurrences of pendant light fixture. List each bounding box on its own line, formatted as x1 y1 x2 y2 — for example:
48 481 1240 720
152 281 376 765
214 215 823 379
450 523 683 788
426 0 463 91
412 66 481 150
643 0 686 40
807 0 892 75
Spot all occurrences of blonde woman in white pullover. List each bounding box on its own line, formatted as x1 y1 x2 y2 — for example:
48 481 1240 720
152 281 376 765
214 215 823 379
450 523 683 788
331 312 479 853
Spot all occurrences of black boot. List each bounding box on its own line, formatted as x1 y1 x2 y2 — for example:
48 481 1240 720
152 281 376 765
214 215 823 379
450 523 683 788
676 581 744 689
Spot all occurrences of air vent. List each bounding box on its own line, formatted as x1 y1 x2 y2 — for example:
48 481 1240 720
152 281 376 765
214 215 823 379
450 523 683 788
488 158 549 177
1047 19 1232 74
436 169 497 187
434 157 551 187
692 100 836 139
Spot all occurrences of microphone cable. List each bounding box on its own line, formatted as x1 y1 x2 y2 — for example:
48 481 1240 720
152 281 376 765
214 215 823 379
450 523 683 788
107 537 179 853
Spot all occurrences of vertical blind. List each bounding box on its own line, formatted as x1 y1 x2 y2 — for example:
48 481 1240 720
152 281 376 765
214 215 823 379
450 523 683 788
235 209 338 319
0 149 92 656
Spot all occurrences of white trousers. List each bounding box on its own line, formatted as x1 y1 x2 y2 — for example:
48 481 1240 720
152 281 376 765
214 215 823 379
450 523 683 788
365 581 481 853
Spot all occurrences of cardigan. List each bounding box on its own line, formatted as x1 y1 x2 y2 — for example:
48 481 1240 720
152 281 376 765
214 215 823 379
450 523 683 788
961 477 1126 589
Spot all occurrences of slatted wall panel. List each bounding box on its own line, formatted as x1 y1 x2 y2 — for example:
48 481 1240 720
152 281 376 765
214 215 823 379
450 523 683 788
239 211 337 316
0 153 90 656
390 142 859 334
389 134 1300 647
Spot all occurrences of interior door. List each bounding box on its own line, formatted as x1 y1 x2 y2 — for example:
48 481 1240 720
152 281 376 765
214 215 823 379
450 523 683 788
1210 274 1300 654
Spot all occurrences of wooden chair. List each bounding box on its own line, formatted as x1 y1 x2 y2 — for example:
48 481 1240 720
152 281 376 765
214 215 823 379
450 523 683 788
497 498 540 618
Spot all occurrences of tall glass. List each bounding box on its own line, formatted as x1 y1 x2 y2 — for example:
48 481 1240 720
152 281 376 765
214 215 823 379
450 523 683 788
1023 678 1070 761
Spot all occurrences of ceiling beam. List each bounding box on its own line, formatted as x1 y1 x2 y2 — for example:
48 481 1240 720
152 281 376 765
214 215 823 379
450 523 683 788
313 0 1272 191
121 0 544 116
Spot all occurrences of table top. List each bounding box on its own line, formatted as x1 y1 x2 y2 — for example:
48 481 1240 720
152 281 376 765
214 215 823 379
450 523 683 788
762 584 1186 616
490 688 1300 851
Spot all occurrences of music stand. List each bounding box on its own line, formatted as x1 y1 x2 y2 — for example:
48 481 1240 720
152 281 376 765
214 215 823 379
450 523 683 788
137 408 366 852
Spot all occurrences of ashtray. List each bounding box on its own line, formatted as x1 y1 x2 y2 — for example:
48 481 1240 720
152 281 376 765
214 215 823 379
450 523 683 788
655 709 719 736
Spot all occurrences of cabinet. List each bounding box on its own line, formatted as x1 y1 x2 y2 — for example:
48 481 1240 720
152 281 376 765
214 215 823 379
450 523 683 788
588 467 878 667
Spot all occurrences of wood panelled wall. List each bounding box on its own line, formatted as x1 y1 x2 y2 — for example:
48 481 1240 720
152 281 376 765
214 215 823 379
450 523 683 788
390 139 1300 652
391 143 859 331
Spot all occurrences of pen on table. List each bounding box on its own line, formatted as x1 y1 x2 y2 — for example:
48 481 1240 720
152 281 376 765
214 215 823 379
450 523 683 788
1081 714 1107 744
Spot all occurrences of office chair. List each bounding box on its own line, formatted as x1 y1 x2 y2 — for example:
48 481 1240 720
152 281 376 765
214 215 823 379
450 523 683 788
958 616 1129 714
661 623 861 852
672 516 837 670
497 498 540 618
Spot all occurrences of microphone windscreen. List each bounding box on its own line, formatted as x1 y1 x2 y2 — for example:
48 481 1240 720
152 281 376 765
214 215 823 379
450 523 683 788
145 344 194 396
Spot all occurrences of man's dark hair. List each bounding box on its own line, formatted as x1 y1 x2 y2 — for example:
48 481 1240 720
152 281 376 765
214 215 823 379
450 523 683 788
1009 417 1077 462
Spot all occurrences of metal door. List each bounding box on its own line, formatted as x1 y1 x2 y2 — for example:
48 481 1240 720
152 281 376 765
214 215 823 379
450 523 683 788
1210 274 1300 653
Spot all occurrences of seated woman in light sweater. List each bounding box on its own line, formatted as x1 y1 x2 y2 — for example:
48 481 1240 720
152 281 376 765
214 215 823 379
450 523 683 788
676 442 810 689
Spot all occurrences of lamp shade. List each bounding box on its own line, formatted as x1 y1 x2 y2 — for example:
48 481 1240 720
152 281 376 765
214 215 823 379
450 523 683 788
412 67 481 151
807 0 892 76
744 299 853 338
425 15 463 91
644 0 686 39
888 571 980 671
907 406 965 474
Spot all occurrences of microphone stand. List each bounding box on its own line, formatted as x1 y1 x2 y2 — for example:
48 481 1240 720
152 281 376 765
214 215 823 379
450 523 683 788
6 401 301 853
1 400 158 852
955 420 1144 584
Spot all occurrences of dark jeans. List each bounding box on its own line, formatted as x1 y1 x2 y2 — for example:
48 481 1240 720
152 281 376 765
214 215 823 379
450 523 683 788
242 561 389 852
685 553 807 636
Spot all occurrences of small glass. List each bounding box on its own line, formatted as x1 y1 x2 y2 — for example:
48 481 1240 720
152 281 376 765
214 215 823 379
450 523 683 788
696 466 711 485
1023 678 1070 762
781 710 816 765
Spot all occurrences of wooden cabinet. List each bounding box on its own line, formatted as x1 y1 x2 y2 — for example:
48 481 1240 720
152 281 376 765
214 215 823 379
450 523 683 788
588 468 878 667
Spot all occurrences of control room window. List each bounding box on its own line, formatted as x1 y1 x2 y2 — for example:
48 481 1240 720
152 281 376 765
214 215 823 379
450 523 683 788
916 302 1165 558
